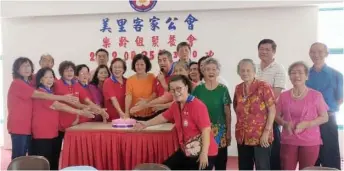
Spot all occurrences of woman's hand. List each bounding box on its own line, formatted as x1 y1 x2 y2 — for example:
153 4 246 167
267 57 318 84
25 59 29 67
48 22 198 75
283 121 294 135
130 105 144 114
135 98 148 107
226 129 231 146
260 130 270 148
295 121 310 134
152 104 167 112
197 151 208 170
79 108 95 118
133 122 147 130
63 94 79 105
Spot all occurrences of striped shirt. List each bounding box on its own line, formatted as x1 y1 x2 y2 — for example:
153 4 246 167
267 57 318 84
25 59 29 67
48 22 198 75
256 61 287 89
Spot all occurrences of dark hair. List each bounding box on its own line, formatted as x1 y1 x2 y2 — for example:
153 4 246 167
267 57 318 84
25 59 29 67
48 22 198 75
95 48 109 57
288 61 309 76
177 42 191 52
75 64 90 76
168 75 193 94
35 67 56 88
110 58 127 74
198 55 210 79
12 57 34 80
189 61 201 80
131 54 152 73
90 65 111 85
258 39 277 52
58 61 76 77
158 50 173 62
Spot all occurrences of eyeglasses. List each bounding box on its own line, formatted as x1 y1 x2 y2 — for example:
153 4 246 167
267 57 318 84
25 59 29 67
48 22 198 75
169 86 185 94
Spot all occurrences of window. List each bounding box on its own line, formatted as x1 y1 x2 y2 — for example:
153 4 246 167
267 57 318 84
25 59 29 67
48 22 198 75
318 4 344 126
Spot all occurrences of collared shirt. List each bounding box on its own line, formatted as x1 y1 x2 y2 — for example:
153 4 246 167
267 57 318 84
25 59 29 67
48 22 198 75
103 76 126 120
54 79 90 130
162 95 218 156
32 88 59 139
257 61 287 89
306 64 343 113
7 79 35 135
233 79 275 146
153 66 174 97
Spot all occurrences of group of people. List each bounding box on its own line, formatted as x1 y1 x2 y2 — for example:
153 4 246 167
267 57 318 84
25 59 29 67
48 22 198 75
7 39 342 170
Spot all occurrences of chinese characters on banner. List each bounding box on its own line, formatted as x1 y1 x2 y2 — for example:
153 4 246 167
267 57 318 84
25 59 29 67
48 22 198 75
89 14 214 61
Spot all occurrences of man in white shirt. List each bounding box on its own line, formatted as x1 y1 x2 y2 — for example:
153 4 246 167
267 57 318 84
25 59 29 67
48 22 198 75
256 39 287 170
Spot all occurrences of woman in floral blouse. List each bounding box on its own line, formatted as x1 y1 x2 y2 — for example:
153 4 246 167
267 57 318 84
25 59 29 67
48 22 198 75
192 58 232 170
233 58 276 170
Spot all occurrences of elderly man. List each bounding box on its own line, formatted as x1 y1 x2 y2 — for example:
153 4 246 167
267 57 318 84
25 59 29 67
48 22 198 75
39 53 54 69
306 42 343 170
90 48 109 80
256 39 287 170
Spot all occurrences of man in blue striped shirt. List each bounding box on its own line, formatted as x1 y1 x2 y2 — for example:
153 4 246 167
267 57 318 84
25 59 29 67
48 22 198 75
306 42 343 170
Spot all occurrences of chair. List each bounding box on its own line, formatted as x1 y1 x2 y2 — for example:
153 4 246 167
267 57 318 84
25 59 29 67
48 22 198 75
61 166 98 170
134 163 170 170
7 156 50 170
302 166 339 170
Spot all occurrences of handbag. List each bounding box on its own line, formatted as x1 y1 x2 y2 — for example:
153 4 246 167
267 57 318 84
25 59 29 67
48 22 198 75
178 102 202 157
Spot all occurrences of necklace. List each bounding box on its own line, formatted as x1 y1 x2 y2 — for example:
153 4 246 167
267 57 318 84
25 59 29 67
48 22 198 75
291 87 308 98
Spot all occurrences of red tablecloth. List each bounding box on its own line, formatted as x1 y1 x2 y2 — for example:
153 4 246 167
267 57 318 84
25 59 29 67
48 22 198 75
60 123 179 170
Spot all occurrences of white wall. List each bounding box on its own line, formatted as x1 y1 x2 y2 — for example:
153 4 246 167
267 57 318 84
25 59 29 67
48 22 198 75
1 0 339 18
1 5 319 156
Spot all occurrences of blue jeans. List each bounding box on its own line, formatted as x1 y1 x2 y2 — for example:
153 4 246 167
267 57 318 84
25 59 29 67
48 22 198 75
10 134 32 160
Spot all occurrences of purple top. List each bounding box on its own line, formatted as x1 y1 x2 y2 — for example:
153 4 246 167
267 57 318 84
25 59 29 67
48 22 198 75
87 84 104 122
88 84 104 106
277 88 328 146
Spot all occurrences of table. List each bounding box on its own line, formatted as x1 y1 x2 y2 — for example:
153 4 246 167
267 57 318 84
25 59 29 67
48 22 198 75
60 122 179 170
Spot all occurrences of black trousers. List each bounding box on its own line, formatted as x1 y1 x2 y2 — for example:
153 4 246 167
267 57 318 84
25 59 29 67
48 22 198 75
237 144 271 170
315 115 341 170
270 122 281 170
163 149 216 170
214 147 228 170
53 131 65 169
31 137 61 170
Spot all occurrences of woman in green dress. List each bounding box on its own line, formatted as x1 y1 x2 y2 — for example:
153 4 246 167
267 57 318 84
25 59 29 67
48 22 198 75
192 58 232 170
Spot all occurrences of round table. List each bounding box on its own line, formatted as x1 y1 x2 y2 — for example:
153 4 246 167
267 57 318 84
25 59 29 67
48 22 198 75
60 122 179 170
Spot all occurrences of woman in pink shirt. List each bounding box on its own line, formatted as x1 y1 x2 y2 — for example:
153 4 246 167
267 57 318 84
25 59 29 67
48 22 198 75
134 75 218 170
275 61 329 170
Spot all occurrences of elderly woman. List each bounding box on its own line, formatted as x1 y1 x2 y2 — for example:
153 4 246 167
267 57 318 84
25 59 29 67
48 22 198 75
134 75 218 170
275 61 328 170
192 58 232 170
189 61 201 85
7 57 78 160
103 58 127 120
233 58 276 170
126 54 156 121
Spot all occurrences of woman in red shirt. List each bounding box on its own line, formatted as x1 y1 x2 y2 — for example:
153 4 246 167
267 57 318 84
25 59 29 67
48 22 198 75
54 61 109 164
7 57 79 160
103 58 127 120
31 67 95 170
134 75 218 170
